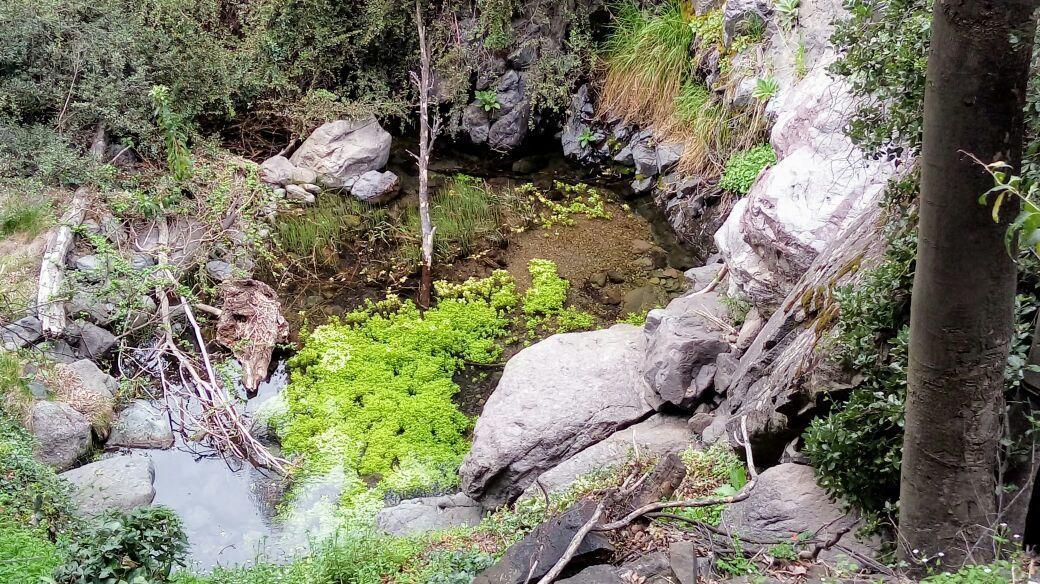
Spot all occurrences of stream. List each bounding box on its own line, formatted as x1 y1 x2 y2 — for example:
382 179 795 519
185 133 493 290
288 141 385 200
141 147 700 571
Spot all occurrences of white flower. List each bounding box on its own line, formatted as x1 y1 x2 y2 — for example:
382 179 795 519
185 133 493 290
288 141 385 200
912 549 919 555
984 568 993 574
937 552 944 557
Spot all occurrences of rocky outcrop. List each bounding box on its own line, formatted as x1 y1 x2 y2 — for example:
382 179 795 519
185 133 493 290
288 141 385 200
375 493 483 536
460 324 655 508
29 401 92 471
643 291 730 408
288 117 392 189
720 463 878 562
520 414 691 499
61 454 156 516
108 401 174 449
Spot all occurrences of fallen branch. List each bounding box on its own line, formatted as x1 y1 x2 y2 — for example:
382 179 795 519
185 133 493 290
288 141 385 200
38 190 89 336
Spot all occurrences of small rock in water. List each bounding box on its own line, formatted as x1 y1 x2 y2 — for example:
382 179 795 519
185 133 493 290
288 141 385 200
108 401 174 449
61 454 156 516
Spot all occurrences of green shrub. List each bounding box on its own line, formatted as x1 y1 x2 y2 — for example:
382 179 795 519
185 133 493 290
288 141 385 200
803 224 916 516
54 506 187 583
0 520 61 584
829 0 930 153
666 443 746 526
0 409 75 533
718 144 776 194
403 549 495 584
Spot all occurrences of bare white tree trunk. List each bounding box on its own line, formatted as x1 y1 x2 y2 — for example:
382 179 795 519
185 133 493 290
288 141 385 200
38 189 88 336
412 0 440 309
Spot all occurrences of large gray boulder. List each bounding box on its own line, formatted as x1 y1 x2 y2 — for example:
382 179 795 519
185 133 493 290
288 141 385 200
58 359 117 432
66 320 117 358
30 401 91 471
643 292 730 409
460 324 655 507
350 170 400 204
108 401 174 449
375 493 482 536
289 117 392 189
720 463 878 562
61 454 156 516
520 414 692 500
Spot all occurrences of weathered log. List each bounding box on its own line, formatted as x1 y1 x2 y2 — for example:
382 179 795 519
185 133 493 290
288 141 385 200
37 190 88 336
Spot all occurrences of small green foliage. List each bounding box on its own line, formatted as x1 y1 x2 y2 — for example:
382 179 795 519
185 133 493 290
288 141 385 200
521 259 594 334
769 541 799 563
0 409 75 533
715 538 760 577
516 181 611 230
403 549 495 584
0 520 61 584
0 197 50 239
149 85 193 182
474 90 502 112
618 311 649 326
719 145 776 194
672 82 712 126
751 76 780 102
794 39 808 78
921 561 1015 584
55 506 188 583
775 0 800 28
719 292 753 326
665 443 746 526
577 127 595 149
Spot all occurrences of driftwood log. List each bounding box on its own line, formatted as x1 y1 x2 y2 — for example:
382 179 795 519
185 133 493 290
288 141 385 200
37 189 88 336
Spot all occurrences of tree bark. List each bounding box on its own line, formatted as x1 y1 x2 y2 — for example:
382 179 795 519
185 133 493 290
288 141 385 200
414 0 439 310
899 0 1036 568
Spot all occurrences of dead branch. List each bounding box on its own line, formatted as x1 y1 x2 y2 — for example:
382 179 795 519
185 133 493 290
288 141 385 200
38 190 89 336
535 500 606 584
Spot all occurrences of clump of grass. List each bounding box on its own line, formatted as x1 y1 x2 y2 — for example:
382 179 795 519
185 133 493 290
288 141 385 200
273 194 389 267
601 0 695 129
0 197 50 239
431 174 503 258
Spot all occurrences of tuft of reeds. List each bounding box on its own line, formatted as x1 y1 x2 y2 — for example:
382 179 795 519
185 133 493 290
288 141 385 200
600 1 695 129
272 194 390 268
401 174 504 262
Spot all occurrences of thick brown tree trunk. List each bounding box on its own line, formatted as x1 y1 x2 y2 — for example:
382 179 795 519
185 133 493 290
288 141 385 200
899 0 1036 568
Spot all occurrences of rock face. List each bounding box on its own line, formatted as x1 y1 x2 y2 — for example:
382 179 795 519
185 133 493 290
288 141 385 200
375 493 483 536
643 292 730 408
474 500 613 584
29 401 91 471
61 454 156 516
720 463 878 561
108 401 174 449
1 315 42 350
715 68 900 313
289 117 392 189
350 170 400 203
460 324 655 507
521 414 691 499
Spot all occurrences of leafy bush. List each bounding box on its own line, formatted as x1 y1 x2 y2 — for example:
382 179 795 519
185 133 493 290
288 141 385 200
718 144 776 194
54 506 187 583
0 409 75 533
404 549 495 584
666 443 747 526
829 0 930 153
803 224 916 516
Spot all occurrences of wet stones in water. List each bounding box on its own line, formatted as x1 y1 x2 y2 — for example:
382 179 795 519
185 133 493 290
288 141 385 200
29 401 91 471
108 401 174 449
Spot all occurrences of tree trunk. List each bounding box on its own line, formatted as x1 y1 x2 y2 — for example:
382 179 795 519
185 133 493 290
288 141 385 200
414 1 439 310
899 0 1036 568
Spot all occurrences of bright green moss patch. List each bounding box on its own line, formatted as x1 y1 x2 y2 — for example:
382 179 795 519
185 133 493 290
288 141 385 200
280 271 519 499
521 259 595 335
0 520 61 584
719 144 777 194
